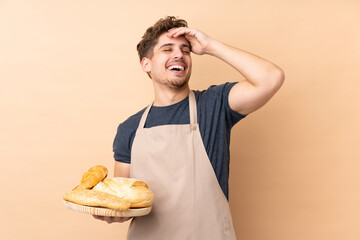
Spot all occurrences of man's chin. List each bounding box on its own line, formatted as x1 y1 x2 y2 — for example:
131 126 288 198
167 78 190 89
153 74 191 89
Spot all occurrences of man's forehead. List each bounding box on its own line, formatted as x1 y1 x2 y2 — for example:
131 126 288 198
155 33 190 49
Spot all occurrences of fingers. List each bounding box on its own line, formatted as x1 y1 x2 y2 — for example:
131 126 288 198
167 27 196 38
92 215 132 224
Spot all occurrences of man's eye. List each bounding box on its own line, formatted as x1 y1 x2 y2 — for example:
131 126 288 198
182 48 191 54
164 49 172 52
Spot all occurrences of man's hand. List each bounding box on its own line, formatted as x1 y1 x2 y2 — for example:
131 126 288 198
167 27 214 55
92 215 132 224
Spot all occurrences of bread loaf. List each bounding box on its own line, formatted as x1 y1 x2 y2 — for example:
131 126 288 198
63 189 131 210
63 166 154 211
73 165 108 191
93 178 154 208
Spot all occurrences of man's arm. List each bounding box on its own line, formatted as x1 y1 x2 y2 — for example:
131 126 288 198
205 40 285 115
167 27 285 115
114 161 130 178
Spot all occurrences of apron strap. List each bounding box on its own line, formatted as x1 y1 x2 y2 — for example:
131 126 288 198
188 91 197 126
138 90 197 130
138 104 152 130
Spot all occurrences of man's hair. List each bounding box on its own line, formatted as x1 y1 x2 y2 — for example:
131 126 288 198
136 16 188 62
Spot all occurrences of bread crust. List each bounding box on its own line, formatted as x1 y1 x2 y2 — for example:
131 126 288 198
64 166 153 210
63 189 131 210
73 165 108 191
93 178 154 208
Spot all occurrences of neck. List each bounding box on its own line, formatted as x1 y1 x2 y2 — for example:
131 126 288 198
152 83 190 106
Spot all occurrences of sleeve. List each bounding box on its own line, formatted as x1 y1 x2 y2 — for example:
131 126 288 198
222 82 247 127
204 82 247 128
112 123 132 164
112 109 145 164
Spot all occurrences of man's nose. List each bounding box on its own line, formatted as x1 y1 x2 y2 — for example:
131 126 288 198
173 48 184 59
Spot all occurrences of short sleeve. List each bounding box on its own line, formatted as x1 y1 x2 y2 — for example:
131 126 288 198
112 109 144 164
222 82 247 127
113 124 132 163
202 82 247 129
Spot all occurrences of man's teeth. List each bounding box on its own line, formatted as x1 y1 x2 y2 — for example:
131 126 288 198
169 65 184 71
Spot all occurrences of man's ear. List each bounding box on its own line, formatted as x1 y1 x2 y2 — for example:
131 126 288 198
141 57 151 73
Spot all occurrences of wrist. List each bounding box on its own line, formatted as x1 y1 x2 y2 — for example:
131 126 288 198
204 39 224 56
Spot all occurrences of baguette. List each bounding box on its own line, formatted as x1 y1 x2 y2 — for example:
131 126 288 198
63 189 131 210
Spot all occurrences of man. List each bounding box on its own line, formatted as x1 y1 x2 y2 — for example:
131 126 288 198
94 16 284 239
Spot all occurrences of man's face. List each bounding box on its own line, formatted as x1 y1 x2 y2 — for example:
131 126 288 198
142 32 192 89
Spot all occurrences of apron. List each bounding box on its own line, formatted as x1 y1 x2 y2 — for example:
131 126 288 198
127 91 237 240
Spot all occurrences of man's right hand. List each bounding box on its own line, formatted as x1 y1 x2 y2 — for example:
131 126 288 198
92 215 132 224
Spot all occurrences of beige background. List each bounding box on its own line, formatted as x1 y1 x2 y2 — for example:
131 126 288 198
1 0 359 239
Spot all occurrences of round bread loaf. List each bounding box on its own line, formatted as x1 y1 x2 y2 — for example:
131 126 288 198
93 177 154 208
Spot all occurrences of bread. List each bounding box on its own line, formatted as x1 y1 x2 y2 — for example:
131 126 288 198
63 189 131 210
93 178 154 208
63 166 153 211
73 165 108 191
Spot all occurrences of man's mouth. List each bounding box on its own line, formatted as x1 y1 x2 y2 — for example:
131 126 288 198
168 65 185 72
167 62 186 74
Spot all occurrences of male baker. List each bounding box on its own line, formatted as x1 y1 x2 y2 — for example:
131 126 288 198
95 16 284 239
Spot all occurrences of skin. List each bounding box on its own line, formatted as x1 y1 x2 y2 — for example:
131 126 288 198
94 26 285 223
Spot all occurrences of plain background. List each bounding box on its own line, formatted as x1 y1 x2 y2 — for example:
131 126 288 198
1 0 359 239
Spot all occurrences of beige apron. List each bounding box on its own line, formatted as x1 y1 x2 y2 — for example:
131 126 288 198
127 91 237 240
